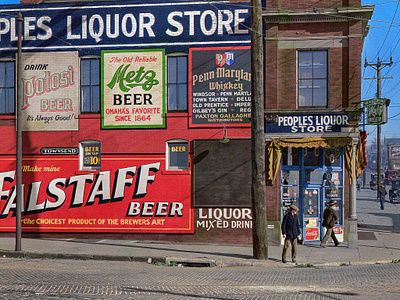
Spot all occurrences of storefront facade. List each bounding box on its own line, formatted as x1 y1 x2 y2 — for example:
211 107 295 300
263 1 372 245
0 0 372 245
264 110 363 244
0 0 254 244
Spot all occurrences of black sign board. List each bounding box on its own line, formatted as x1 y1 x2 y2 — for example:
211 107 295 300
41 147 78 155
189 47 251 127
193 139 251 207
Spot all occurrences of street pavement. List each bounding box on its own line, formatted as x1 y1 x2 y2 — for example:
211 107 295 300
0 187 398 268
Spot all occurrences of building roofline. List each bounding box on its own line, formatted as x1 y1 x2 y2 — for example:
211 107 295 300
262 6 374 24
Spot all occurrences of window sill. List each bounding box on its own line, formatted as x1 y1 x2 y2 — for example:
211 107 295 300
166 112 189 117
161 170 190 175
0 115 15 119
79 114 101 119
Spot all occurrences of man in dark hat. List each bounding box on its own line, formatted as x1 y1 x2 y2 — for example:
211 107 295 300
281 205 300 263
320 200 339 247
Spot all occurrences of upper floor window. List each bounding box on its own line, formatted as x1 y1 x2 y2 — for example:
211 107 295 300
167 55 187 112
298 50 328 107
81 57 100 113
0 61 14 114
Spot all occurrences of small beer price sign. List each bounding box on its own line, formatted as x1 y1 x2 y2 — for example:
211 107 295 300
365 98 389 125
80 140 101 171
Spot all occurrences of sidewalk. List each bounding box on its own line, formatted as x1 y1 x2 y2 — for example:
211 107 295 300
0 188 398 267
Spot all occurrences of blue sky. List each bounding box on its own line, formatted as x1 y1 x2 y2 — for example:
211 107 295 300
362 0 400 144
0 0 19 4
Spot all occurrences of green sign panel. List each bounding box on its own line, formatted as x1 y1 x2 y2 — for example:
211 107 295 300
364 98 388 125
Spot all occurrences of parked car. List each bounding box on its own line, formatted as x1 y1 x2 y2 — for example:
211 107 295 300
370 173 386 190
385 170 399 185
389 177 400 203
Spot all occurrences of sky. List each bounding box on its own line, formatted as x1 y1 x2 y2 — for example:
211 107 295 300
362 0 400 145
0 0 19 4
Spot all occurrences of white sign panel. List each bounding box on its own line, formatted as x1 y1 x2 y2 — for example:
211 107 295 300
21 51 80 131
101 50 166 129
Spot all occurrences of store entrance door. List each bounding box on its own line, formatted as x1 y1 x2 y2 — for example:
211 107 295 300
281 146 344 245
302 185 321 243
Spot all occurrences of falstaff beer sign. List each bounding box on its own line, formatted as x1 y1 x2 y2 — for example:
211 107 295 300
101 50 166 129
0 156 192 233
21 51 80 131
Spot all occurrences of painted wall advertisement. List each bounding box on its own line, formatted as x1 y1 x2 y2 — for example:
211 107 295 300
189 46 251 127
0 1 250 57
0 156 192 233
196 208 252 231
102 50 166 129
21 51 80 131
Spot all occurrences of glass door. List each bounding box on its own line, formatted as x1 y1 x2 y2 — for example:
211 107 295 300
281 146 344 244
302 186 321 242
302 147 323 243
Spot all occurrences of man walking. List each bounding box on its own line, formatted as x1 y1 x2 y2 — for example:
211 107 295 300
281 205 300 263
320 200 339 247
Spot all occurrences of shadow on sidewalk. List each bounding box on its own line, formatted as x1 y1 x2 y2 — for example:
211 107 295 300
358 212 400 233
39 238 255 260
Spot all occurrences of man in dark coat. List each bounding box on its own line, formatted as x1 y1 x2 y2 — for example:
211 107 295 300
281 205 300 263
320 200 339 247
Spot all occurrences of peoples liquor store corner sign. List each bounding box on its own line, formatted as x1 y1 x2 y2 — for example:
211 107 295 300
265 114 349 133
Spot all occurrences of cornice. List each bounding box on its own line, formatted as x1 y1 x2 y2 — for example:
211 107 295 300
262 6 374 24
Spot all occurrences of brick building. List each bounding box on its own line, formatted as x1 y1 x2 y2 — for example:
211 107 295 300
263 1 372 245
0 0 371 245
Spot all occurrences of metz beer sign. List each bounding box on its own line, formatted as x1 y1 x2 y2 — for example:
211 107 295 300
364 98 389 125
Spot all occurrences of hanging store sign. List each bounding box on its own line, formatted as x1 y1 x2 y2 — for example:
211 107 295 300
0 155 192 233
364 98 389 125
21 51 80 131
265 114 349 133
101 49 166 129
189 46 251 127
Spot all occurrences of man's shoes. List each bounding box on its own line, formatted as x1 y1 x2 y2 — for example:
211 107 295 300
320 244 326 248
335 242 340 247
282 259 286 263
292 259 296 263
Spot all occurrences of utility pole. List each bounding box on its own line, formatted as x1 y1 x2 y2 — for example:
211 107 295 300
364 57 393 201
16 12 23 251
251 0 267 259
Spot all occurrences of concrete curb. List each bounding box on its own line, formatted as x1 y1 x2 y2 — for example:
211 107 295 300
0 249 398 268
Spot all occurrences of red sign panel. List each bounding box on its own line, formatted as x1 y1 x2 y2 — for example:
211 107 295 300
305 227 319 241
0 155 193 233
334 226 343 235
